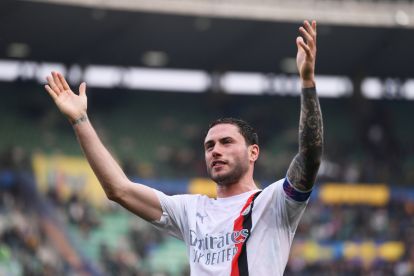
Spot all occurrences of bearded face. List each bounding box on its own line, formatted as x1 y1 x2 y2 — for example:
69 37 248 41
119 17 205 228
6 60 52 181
204 124 254 186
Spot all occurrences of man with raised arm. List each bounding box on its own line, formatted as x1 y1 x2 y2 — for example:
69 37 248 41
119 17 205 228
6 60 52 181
44 20 323 276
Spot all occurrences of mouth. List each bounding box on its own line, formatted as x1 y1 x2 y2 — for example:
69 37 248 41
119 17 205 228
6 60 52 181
211 160 227 168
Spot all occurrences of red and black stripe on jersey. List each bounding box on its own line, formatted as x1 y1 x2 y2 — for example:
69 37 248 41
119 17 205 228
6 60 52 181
230 191 261 276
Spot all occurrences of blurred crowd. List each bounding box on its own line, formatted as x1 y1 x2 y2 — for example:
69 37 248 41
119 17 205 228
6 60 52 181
0 154 65 275
0 147 186 275
1 145 414 275
286 198 414 275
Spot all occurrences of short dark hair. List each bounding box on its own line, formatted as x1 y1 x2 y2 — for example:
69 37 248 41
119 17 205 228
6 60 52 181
208 117 259 146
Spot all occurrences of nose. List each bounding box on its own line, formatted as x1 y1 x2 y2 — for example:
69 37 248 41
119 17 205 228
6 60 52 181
212 150 221 158
211 144 222 158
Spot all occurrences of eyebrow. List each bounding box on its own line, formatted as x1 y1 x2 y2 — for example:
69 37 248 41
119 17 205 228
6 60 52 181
204 136 233 147
204 140 214 147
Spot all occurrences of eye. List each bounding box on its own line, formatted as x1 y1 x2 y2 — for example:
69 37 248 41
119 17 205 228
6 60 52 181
205 143 214 151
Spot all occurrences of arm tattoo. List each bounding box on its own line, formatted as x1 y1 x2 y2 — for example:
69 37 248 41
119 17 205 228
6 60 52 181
287 87 323 191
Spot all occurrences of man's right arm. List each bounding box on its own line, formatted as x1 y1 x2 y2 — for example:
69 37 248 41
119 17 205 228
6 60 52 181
44 72 162 222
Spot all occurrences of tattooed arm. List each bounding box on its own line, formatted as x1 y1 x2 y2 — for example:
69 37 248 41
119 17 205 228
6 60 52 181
287 20 323 191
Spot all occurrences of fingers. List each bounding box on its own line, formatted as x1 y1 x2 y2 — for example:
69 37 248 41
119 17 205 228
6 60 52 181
311 20 317 33
79 82 87 96
46 75 61 95
45 71 72 96
299 20 317 48
57 72 71 90
303 20 317 39
44 84 58 100
52 71 64 91
46 71 71 92
299 26 312 44
296 36 311 56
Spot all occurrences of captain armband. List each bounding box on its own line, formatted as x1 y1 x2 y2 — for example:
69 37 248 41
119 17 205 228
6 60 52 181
283 177 312 202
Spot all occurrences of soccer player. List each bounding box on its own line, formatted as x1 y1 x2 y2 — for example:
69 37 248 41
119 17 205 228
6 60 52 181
44 20 323 276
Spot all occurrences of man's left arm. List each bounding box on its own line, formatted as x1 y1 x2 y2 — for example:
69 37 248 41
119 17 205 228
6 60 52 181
287 20 323 191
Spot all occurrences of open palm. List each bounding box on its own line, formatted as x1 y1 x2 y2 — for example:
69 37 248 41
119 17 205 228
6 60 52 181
44 72 87 122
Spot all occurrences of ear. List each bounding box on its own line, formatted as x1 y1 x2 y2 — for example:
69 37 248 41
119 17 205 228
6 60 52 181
249 144 260 162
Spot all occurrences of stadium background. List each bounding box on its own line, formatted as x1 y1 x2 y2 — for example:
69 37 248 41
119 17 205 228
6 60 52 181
1 0 414 275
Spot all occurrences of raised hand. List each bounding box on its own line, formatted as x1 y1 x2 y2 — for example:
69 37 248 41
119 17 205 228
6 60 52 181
44 72 88 123
296 20 317 88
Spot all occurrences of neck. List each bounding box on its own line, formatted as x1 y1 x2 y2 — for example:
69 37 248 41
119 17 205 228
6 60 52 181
216 176 257 198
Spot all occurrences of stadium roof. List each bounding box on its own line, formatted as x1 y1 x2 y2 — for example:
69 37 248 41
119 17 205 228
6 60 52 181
1 0 413 78
24 0 414 29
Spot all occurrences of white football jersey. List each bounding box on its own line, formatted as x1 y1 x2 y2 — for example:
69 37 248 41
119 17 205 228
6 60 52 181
151 178 310 276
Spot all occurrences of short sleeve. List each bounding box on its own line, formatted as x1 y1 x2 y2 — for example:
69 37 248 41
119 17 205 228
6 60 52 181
150 189 192 240
282 177 311 232
262 178 310 233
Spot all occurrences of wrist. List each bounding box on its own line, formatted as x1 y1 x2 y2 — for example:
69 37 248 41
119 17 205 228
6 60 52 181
70 113 88 126
301 79 316 89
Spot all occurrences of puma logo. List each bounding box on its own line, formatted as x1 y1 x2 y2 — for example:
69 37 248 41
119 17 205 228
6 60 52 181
196 212 207 224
